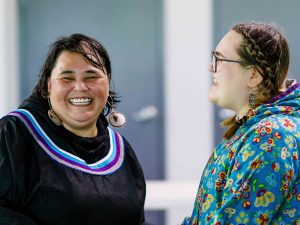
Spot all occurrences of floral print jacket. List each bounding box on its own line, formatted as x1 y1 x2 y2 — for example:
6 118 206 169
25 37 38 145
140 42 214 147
183 82 300 225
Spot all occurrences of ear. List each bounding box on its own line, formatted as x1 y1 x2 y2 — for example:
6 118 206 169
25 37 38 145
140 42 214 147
247 69 263 88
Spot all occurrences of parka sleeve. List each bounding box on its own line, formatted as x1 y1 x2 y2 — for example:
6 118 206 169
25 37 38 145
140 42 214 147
212 118 300 224
0 117 39 225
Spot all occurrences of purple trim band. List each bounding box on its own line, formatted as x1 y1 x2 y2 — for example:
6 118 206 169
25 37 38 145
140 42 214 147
8 110 124 175
269 83 300 103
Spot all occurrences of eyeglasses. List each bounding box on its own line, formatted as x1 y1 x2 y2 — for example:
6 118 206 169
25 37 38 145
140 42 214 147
211 51 242 73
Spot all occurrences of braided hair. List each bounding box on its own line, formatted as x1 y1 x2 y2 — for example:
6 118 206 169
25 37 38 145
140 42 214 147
222 22 290 139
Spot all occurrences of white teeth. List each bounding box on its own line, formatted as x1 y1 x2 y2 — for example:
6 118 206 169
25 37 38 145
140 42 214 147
69 98 92 105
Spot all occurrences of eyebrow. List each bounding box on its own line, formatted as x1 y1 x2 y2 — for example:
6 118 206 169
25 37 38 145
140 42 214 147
60 70 74 75
59 69 99 75
85 70 98 74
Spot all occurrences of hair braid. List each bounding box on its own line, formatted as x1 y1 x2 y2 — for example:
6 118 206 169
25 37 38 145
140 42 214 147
221 22 290 139
240 30 278 104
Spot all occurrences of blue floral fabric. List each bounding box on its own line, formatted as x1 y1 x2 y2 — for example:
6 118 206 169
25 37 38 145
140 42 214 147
183 83 300 225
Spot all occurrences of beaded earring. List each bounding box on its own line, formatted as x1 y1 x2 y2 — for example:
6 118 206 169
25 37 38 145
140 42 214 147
249 92 256 108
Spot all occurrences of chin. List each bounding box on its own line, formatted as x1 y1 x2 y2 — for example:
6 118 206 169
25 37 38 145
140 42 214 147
208 93 217 104
74 114 98 123
71 119 97 131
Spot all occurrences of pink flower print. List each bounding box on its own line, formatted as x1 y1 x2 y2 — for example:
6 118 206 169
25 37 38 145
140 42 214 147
280 118 295 131
280 105 294 114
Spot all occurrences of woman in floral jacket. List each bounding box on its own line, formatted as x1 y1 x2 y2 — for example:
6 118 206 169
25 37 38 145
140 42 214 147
183 22 300 224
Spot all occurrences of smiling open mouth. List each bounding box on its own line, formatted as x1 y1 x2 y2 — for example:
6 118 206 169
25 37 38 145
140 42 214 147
69 98 92 105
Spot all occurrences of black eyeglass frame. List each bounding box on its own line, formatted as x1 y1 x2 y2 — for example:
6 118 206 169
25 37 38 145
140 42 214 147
211 51 242 73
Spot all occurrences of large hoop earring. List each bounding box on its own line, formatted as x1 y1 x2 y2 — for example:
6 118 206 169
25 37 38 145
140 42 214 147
107 96 126 128
48 98 62 126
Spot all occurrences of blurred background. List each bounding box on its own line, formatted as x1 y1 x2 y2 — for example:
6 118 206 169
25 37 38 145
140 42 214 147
1 0 300 224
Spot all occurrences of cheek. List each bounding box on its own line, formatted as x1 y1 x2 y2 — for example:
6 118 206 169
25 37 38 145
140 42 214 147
93 80 109 96
48 80 70 99
222 70 246 88
218 75 242 97
221 71 235 83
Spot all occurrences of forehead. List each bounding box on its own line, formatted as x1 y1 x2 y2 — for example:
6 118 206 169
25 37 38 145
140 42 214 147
55 51 91 66
56 41 102 63
215 30 244 57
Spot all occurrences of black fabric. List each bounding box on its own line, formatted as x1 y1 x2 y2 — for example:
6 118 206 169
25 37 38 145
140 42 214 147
0 207 39 225
0 96 146 225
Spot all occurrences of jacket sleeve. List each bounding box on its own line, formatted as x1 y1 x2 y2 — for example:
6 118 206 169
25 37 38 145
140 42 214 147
0 117 39 225
212 119 299 224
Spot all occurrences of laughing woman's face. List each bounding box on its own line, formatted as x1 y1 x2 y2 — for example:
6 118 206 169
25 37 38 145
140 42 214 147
208 30 254 113
48 50 109 137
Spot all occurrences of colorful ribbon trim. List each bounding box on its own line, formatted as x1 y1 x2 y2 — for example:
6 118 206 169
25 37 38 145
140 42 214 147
8 109 124 175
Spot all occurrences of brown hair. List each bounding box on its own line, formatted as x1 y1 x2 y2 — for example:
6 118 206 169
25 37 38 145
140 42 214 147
222 22 290 139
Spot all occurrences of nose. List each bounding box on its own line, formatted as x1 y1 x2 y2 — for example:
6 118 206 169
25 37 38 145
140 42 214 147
74 80 88 91
207 62 214 73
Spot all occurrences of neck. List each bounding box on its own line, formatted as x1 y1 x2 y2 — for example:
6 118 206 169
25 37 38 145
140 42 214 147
279 86 287 93
63 123 98 137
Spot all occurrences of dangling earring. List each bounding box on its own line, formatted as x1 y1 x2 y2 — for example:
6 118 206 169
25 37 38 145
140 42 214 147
249 91 256 108
106 96 126 128
48 98 62 126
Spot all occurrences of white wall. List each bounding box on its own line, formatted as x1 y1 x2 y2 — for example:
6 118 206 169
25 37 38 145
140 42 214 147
0 0 19 117
163 0 213 224
164 0 212 181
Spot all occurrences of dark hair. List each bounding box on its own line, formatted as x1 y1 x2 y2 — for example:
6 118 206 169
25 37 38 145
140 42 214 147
32 33 119 115
222 22 290 139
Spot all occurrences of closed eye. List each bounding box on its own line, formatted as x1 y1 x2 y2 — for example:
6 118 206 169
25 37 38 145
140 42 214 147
61 77 74 81
84 70 103 80
59 70 75 81
85 75 99 80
